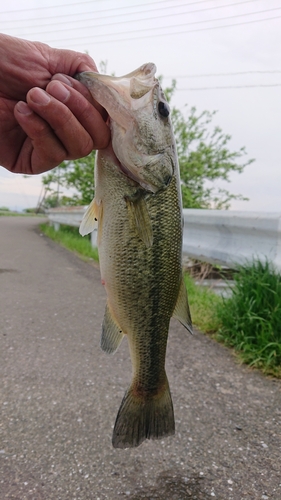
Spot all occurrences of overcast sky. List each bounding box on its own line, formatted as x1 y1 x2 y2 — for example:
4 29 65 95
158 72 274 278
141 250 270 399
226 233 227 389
1 0 281 211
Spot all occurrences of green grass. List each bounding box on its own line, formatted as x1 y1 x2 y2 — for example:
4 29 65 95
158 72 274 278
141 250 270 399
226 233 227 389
184 273 222 334
39 223 99 262
0 210 42 217
215 260 281 377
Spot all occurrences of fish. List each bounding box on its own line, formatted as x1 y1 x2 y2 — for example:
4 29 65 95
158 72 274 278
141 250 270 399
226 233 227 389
76 63 192 449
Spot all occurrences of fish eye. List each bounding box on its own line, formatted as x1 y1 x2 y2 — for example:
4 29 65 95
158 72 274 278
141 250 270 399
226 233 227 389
158 101 170 118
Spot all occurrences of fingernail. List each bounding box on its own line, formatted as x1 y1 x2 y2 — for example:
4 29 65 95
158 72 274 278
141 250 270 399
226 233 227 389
16 101 33 115
30 88 50 105
52 73 73 86
48 81 70 103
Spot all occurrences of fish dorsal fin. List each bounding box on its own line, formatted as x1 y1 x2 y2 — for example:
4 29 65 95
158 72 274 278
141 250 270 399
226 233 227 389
173 275 193 334
125 195 153 248
101 303 124 354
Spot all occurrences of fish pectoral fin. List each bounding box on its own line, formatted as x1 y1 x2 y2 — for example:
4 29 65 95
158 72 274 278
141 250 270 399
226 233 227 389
101 303 124 354
173 275 193 334
79 198 100 236
125 195 153 248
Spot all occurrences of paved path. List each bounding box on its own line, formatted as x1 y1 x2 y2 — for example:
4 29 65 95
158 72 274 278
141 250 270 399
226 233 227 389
0 216 280 500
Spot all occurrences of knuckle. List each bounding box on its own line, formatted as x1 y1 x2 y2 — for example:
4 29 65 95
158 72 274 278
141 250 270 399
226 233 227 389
35 121 49 136
39 147 65 168
72 136 93 159
92 128 111 150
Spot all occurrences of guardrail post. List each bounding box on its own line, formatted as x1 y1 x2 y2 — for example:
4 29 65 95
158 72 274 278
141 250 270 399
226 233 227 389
91 230 97 248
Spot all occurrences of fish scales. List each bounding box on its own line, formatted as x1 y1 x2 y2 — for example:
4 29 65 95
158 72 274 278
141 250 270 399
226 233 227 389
77 63 192 448
99 162 181 382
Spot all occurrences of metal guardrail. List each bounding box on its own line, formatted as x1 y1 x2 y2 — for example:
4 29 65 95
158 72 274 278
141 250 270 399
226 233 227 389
182 209 281 271
46 206 86 228
47 207 281 271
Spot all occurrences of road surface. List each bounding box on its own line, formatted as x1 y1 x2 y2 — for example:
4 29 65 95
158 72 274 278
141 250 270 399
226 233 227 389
0 216 280 500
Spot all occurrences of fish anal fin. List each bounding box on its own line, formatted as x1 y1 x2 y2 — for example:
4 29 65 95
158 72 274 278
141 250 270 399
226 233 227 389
101 303 124 354
173 275 193 334
79 198 99 236
125 194 153 248
112 373 175 449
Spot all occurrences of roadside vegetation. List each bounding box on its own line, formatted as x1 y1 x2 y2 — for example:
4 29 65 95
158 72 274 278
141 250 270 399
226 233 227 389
184 272 221 334
0 207 31 216
40 222 281 378
0 207 45 216
215 260 281 377
39 223 99 262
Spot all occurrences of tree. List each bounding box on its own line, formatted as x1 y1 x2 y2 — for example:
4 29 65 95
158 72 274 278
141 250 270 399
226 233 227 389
42 152 96 207
42 80 253 209
165 80 253 209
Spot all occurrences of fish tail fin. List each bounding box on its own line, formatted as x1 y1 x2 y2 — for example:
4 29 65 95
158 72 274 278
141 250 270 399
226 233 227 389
112 374 175 449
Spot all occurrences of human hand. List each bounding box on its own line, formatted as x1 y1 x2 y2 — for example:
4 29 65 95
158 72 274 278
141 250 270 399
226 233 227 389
0 34 110 175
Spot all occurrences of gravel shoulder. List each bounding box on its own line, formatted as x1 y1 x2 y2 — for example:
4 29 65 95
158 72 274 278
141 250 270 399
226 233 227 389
0 216 280 500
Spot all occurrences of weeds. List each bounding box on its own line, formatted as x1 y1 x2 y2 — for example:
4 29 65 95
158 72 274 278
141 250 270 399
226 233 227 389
0 210 41 217
184 273 221 334
215 259 281 376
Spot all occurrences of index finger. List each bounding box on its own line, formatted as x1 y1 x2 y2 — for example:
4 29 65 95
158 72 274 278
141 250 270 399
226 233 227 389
51 73 108 122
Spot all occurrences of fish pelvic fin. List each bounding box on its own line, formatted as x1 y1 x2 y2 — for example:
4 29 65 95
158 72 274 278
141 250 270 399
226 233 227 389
101 303 124 354
112 374 175 449
79 198 102 240
173 275 193 334
125 194 153 248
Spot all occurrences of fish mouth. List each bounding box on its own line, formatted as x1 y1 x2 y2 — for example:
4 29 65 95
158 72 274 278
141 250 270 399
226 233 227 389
75 64 157 128
76 65 172 193
76 63 156 100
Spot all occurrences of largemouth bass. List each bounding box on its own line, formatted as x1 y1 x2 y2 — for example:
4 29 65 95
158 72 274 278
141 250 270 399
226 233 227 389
77 63 192 449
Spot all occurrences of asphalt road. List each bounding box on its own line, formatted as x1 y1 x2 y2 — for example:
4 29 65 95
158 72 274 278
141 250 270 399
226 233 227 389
0 216 280 500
